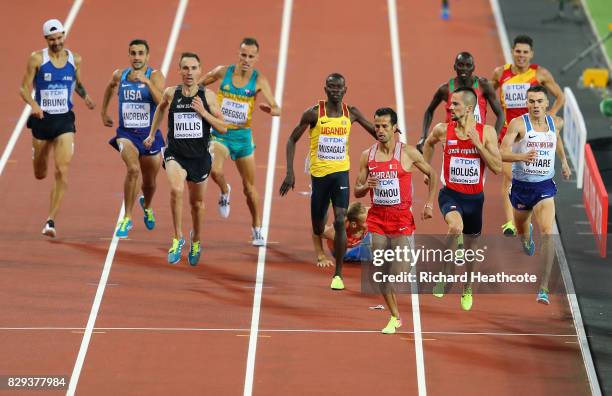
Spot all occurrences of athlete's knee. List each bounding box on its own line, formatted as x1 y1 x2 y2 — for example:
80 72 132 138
170 183 184 198
190 196 204 210
447 222 463 235
34 168 47 180
312 221 325 236
54 164 69 182
126 163 140 179
333 212 345 231
540 225 554 235
242 181 257 198
211 167 223 180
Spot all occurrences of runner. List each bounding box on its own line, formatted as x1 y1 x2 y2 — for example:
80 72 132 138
354 107 436 334
101 39 165 238
418 52 504 152
144 52 227 265
19 18 96 237
423 87 502 310
500 85 571 305
198 38 280 246
491 34 564 236
279 73 377 290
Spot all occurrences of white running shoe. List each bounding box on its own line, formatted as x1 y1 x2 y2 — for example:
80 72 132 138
42 220 56 238
218 184 231 218
252 227 265 247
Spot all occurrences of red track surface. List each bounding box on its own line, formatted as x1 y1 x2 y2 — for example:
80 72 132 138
0 1 592 395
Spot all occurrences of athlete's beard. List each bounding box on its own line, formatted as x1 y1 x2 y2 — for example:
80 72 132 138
131 62 146 71
50 43 63 53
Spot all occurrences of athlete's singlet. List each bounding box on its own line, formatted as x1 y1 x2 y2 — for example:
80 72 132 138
214 65 258 131
499 64 539 126
117 67 157 133
309 101 351 177
34 48 76 114
441 122 486 195
445 77 487 124
512 114 557 182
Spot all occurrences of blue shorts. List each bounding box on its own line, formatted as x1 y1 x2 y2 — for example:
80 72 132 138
109 128 165 156
438 187 484 235
510 178 557 211
330 233 372 262
211 128 255 160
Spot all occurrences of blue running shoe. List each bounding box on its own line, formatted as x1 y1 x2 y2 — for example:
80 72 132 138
115 217 133 238
441 4 450 20
168 237 185 264
188 231 201 266
139 196 155 230
522 223 535 256
537 288 550 305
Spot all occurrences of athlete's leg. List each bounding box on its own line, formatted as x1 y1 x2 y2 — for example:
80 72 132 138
501 164 516 234
116 138 141 219
235 153 261 228
165 160 187 240
139 152 162 208
210 141 230 194
332 205 347 278
513 208 532 244
187 179 207 243
48 133 74 221
32 137 53 180
532 198 556 292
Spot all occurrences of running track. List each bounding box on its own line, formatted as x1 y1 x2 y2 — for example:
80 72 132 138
0 0 597 395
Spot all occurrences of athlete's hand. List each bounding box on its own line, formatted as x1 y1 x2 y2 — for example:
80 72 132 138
316 255 334 268
143 135 155 149
561 160 571 180
421 204 433 221
259 103 272 113
467 128 482 149
366 175 378 190
101 113 113 127
279 173 295 196
521 149 538 163
84 95 96 110
133 71 151 86
31 103 44 119
191 96 207 117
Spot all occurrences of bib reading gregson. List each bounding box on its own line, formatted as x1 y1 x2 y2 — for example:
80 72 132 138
309 100 351 177
167 85 212 158
34 48 76 114
441 122 486 194
214 65 258 131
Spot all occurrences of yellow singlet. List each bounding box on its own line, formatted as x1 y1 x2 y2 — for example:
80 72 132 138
309 100 351 177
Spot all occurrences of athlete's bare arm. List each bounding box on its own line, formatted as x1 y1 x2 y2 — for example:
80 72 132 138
101 69 122 127
491 66 504 90
479 77 505 134
406 145 436 220
20 51 44 119
144 87 174 148
553 116 571 179
349 106 377 139
537 67 565 116
279 106 318 196
194 88 228 133
354 150 376 198
500 117 536 163
256 75 281 116
421 83 449 144
138 69 165 105
475 125 502 174
73 52 95 109
422 123 446 165
198 65 226 86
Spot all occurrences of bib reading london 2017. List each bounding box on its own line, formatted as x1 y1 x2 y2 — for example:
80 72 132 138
449 157 481 184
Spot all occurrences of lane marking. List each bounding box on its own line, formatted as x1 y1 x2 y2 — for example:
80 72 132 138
243 1 293 395
65 1 189 395
387 1 426 395
489 1 601 395
0 0 84 177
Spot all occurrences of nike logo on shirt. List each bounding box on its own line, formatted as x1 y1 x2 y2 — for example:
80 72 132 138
340 186 349 190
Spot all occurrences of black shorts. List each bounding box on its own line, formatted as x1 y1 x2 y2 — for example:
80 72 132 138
438 187 484 235
163 147 211 183
27 111 76 140
311 171 350 221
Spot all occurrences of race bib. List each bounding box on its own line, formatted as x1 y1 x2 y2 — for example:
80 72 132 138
220 98 249 126
40 88 69 114
449 156 481 184
173 112 203 139
122 102 151 128
502 83 530 109
317 135 347 161
373 177 401 206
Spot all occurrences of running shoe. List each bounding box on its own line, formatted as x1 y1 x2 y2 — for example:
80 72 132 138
188 231 201 266
168 237 185 264
536 288 550 305
441 3 450 20
522 223 535 256
502 221 517 236
41 219 56 238
252 227 265 247
139 196 155 230
382 316 402 334
330 275 345 290
218 184 231 218
433 281 446 298
115 217 133 239
460 286 473 311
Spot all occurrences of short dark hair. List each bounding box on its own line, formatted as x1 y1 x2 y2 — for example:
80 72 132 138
326 73 345 84
513 34 533 49
241 37 259 50
453 86 477 108
374 107 398 126
347 202 366 222
455 51 473 62
179 52 200 65
129 39 149 53
527 84 548 96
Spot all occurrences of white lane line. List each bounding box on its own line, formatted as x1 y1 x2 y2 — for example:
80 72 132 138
387 1 426 395
489 1 601 395
65 1 189 395
0 0 84 177
243 1 293 395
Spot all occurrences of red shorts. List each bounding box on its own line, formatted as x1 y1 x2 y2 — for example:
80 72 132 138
366 206 415 236
498 126 508 145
